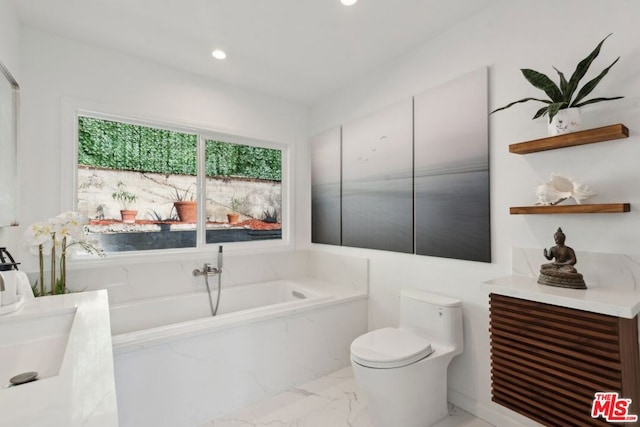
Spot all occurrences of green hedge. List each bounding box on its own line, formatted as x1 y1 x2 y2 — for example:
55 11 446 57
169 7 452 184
78 116 281 181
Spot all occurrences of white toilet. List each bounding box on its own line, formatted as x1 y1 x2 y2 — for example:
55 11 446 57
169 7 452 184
350 289 463 427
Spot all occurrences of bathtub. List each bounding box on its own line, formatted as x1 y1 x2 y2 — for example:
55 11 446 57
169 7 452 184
110 280 333 336
110 278 368 427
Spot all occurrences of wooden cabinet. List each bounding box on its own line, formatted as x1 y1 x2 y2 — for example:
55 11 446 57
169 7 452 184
490 293 640 426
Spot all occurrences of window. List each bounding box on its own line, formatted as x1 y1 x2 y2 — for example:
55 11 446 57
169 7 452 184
76 115 284 252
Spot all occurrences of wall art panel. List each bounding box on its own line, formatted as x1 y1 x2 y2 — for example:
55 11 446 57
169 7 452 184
341 99 414 253
414 67 490 262
311 127 342 245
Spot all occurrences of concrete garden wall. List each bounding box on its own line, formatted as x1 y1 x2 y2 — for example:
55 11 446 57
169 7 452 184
78 167 281 223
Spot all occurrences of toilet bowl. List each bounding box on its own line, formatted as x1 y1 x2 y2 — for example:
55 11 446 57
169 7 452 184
350 289 463 427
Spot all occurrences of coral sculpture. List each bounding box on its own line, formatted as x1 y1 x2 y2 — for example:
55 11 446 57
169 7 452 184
534 174 596 206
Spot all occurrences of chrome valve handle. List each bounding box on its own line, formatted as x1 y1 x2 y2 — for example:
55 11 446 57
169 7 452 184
193 263 219 277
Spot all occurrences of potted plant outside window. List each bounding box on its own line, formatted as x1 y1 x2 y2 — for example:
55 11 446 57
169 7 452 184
172 185 197 223
112 181 138 223
490 34 624 136
227 196 243 224
227 212 240 224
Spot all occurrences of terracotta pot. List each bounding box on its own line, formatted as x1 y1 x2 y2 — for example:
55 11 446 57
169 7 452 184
227 213 240 224
174 201 197 223
120 209 138 224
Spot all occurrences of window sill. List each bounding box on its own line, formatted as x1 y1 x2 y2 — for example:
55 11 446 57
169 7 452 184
67 238 294 271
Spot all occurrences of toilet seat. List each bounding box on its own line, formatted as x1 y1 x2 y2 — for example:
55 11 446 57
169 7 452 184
350 327 433 369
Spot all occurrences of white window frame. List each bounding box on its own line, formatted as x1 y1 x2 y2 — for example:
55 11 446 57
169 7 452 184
61 99 293 265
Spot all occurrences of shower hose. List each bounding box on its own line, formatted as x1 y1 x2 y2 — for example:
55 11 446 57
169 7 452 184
204 245 223 316
203 271 222 316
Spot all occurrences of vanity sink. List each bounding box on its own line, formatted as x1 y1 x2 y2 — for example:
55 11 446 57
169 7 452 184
0 291 118 426
0 306 77 387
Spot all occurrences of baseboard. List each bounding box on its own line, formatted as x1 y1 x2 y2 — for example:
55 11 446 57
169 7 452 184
448 388 544 427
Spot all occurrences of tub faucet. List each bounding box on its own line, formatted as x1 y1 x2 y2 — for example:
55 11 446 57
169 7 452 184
193 263 219 277
193 251 223 317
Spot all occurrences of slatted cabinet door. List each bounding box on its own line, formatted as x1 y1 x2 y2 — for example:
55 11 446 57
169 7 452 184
489 293 640 427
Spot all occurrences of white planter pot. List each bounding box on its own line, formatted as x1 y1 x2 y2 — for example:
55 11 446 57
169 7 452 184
548 107 582 136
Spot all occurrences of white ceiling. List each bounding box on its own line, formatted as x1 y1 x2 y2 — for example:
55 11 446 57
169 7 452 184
10 0 498 105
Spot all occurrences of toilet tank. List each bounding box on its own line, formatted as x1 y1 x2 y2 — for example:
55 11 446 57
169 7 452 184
399 289 463 352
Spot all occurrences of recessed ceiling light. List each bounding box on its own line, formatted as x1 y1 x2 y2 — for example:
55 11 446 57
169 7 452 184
341 0 358 5
211 50 226 60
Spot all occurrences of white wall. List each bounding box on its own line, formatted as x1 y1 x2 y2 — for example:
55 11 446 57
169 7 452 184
9 26 309 271
0 0 21 248
0 0 20 79
307 0 640 425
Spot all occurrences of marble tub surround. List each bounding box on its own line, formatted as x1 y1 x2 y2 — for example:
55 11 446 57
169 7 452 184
113 290 367 427
60 250 368 305
0 290 118 426
309 250 369 292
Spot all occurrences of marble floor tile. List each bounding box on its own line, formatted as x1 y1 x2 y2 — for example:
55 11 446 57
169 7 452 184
202 367 493 427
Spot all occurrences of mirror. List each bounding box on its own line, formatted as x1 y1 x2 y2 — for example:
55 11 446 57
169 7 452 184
0 59 19 227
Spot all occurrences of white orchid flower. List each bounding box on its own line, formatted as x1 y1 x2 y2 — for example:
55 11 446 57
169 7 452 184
23 221 54 255
25 211 103 257
24 211 105 296
49 211 91 245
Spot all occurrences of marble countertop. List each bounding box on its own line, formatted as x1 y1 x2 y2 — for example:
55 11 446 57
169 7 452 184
0 290 118 426
483 275 640 319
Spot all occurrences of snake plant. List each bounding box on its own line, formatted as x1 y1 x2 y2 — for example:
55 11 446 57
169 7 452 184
491 34 623 122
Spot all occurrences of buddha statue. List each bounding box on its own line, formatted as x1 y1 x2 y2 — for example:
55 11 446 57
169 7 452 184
538 227 586 289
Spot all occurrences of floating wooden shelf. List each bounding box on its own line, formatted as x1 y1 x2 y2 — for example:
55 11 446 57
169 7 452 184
509 124 629 154
510 203 630 215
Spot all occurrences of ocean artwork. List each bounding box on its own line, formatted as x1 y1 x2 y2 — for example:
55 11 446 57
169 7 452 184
311 128 342 245
341 99 414 253
310 67 490 262
414 67 490 262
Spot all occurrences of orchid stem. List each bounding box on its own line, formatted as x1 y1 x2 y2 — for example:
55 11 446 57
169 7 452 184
61 236 67 293
38 244 44 296
50 233 56 295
